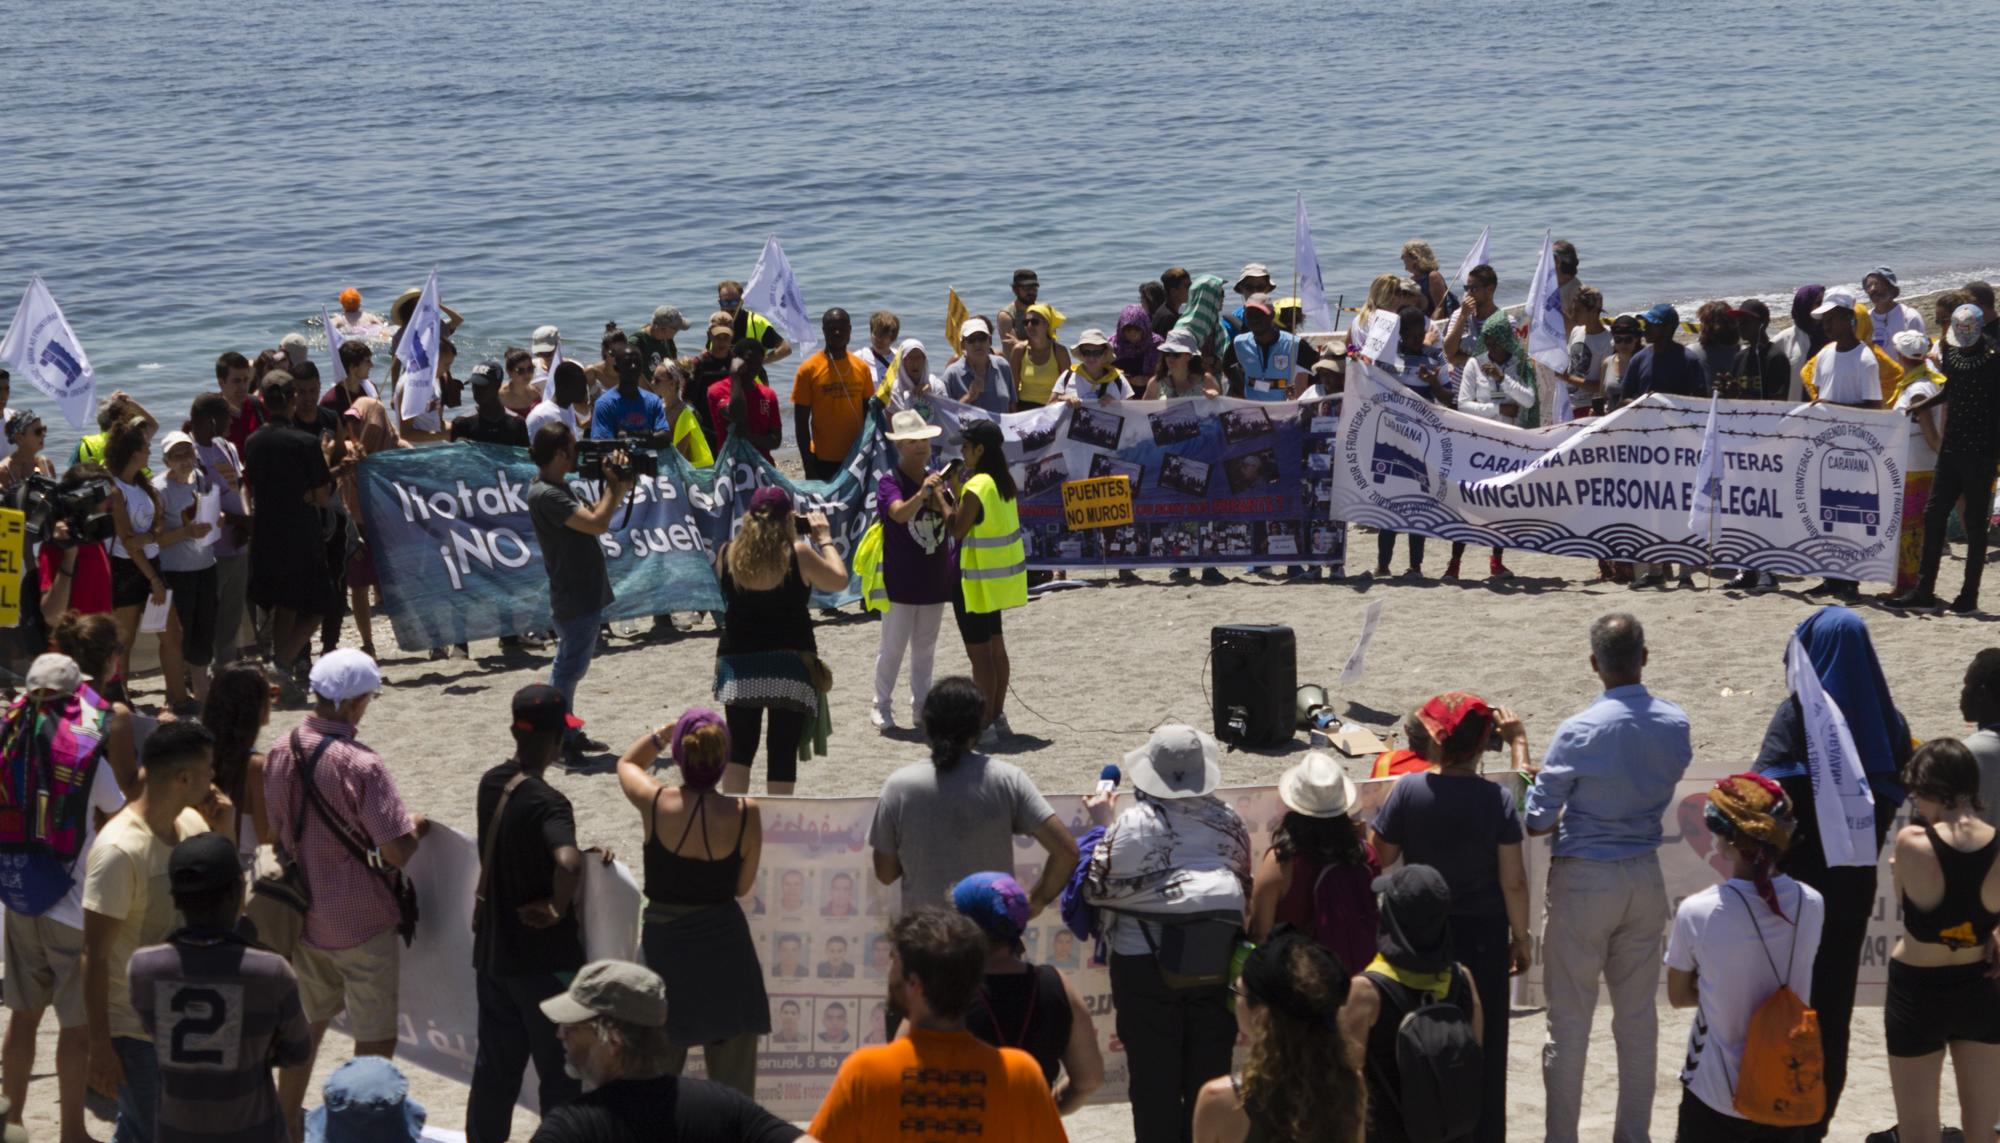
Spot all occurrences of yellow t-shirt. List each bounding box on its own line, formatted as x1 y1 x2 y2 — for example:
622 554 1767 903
81 806 211 1040
808 1027 1068 1143
792 350 872 462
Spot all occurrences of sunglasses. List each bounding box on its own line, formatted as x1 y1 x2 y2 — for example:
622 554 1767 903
718 296 742 308
1613 334 1639 344
1078 346 1108 357
1025 316 1047 326
509 362 533 375
964 333 991 344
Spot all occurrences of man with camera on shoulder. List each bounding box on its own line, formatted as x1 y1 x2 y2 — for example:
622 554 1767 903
529 421 634 766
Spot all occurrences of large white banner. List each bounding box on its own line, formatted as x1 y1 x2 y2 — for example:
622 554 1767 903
1333 362 1913 582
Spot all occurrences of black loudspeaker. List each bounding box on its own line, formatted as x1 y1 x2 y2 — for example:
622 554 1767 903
1210 624 1296 748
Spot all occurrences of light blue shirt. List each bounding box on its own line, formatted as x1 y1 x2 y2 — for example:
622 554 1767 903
1523 684 1693 860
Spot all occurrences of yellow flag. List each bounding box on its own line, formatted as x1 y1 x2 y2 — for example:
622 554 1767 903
945 287 969 355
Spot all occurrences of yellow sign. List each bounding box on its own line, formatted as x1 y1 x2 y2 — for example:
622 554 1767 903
1061 476 1133 531
0 509 22 628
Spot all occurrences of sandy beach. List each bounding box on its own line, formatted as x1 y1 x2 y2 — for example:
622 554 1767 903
21 526 1997 1140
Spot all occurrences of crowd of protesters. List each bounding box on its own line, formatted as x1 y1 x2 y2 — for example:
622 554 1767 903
0 247 1994 1143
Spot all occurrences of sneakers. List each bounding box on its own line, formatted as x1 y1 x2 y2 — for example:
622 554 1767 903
977 724 1002 751
1488 556 1513 579
1442 557 1462 581
1886 589 1943 610
1200 569 1228 585
1724 571 1759 591
1372 565 1394 577
1116 569 1142 584
1949 593 1980 615
991 712 1013 738
869 706 895 732
1633 571 1666 589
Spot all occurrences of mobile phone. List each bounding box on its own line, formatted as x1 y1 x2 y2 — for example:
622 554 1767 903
794 515 811 537
942 458 964 483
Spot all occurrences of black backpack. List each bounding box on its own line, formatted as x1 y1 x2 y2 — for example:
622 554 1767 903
1369 967 1483 1141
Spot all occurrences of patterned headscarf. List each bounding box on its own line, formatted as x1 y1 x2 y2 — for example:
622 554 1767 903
1705 772 1796 919
951 871 1030 948
1416 692 1494 759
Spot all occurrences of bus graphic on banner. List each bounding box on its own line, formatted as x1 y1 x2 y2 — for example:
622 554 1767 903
1817 447 1881 537
1371 410 1431 493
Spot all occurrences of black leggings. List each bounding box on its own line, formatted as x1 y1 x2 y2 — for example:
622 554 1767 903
1918 452 1997 599
725 704 806 786
1376 530 1426 570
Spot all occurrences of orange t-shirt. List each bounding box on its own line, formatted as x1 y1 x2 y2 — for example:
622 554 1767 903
808 1027 1068 1143
791 350 872 462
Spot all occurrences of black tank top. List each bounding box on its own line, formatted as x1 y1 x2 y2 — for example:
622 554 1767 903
1902 819 2000 948
715 544 814 656
964 963 1072 1085
643 789 747 907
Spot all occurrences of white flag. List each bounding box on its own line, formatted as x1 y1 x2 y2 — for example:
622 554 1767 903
742 235 816 356
1687 392 1724 536
1787 635 1879 868
0 276 97 429
1454 225 1492 287
1293 193 1335 333
1524 229 1569 372
395 269 442 420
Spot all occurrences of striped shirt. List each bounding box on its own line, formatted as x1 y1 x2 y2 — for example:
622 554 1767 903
129 931 313 1142
263 716 416 950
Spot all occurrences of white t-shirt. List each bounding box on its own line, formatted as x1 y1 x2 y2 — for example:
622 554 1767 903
524 400 578 442
44 758 128 929
1869 303 1926 350
1895 377 1942 472
1665 876 1825 1119
1568 326 1613 386
1810 343 1882 406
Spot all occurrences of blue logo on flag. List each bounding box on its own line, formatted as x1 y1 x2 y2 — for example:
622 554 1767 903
38 342 81 387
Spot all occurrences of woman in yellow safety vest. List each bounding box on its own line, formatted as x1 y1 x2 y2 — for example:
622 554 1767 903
946 418 1027 749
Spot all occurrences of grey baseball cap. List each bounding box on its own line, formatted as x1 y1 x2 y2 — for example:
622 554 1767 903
539 960 668 1027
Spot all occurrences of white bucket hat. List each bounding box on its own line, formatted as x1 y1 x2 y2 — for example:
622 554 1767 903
1278 752 1357 818
883 409 941 441
1125 724 1222 799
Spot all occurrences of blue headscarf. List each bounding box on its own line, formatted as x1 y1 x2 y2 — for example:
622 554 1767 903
1793 606 1904 786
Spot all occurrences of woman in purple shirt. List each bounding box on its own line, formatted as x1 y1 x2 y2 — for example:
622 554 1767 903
870 410 958 732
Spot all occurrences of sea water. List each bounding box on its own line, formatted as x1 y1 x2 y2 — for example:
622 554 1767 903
3 0 1998 452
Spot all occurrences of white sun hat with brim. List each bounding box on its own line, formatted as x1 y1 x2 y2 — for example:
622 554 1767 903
1125 723 1223 799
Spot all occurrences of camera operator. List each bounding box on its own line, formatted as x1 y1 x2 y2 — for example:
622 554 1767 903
529 421 634 766
588 344 675 447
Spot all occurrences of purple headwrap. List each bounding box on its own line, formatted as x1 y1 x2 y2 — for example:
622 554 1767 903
1113 304 1162 378
669 706 730 788
1792 284 1828 354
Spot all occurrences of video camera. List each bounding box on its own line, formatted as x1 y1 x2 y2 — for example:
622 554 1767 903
17 474 115 549
575 437 659 483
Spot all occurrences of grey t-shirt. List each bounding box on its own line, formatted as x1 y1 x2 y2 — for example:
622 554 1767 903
529 478 614 622
152 473 217 573
867 755 1056 913
942 356 1016 416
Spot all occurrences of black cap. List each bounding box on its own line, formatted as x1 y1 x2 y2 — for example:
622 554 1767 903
513 683 583 734
1012 268 1039 286
470 360 504 389
169 833 243 896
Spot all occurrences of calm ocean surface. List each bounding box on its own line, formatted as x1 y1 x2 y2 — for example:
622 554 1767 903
4 0 1999 450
